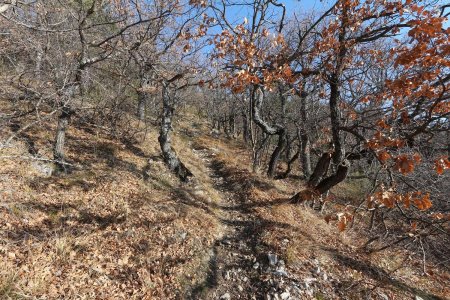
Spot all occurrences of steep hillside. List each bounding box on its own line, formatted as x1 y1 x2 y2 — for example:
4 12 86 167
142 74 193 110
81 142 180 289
0 111 448 300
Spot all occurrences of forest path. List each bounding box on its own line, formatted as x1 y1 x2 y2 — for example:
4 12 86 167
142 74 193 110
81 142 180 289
188 143 296 300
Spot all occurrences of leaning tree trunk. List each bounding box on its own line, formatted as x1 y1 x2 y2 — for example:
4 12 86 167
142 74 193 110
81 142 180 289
53 106 74 172
252 85 285 178
267 128 286 177
290 158 349 204
158 82 193 182
279 145 300 179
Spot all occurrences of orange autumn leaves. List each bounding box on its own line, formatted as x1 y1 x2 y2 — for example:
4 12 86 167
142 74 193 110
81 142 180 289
435 156 450 175
368 189 432 211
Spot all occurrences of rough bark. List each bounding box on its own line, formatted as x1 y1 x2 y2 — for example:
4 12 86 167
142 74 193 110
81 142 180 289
315 161 349 194
252 86 285 177
242 110 249 143
137 73 152 121
267 129 286 177
299 90 312 178
300 133 311 178
308 152 332 187
279 146 300 179
329 5 348 166
158 82 193 182
53 107 74 172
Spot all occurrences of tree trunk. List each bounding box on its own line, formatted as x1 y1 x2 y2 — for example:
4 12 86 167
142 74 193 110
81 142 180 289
308 152 332 187
53 107 74 172
329 76 343 166
242 110 249 143
251 86 285 178
137 91 147 121
158 82 193 182
279 146 300 179
268 129 286 178
315 161 349 194
300 132 312 178
299 90 312 178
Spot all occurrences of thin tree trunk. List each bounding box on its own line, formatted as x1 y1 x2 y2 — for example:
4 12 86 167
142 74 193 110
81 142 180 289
242 110 249 143
53 107 74 172
308 152 332 187
315 161 349 194
299 90 312 178
279 146 300 179
158 82 193 182
252 86 285 178
268 129 286 178
300 132 311 178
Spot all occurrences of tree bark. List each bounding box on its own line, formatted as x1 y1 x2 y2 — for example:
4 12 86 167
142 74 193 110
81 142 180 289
308 152 332 187
242 110 249 143
315 161 349 194
252 85 285 178
279 146 300 179
158 82 193 182
268 129 286 177
299 90 312 178
300 133 312 178
53 107 74 172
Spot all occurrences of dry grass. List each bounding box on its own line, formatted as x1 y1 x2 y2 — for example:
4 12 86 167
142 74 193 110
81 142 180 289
0 116 222 299
1 108 448 299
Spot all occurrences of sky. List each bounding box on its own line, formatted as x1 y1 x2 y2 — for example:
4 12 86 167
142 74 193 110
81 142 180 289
221 0 450 28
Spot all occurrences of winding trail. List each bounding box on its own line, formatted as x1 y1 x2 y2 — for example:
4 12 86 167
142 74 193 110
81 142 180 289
188 145 299 300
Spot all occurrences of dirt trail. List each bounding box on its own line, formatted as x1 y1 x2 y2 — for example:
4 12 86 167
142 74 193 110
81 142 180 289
188 146 299 300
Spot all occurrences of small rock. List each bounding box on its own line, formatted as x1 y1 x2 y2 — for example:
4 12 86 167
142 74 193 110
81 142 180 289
378 292 389 300
238 285 243 292
193 190 205 196
220 292 231 300
280 291 290 300
222 239 231 246
224 271 231 280
243 277 248 282
253 262 260 269
179 232 187 240
265 294 271 300
268 253 278 266
303 278 316 289
273 269 288 277
415 297 424 300
314 266 321 275
323 273 328 281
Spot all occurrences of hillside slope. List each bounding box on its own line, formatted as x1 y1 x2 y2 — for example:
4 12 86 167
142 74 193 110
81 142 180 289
0 112 448 300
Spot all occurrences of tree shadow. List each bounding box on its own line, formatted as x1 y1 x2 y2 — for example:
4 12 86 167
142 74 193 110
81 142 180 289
186 156 302 299
323 247 446 300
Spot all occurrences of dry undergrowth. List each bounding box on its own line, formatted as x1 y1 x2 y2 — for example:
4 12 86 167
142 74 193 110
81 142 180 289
1 111 448 299
0 117 221 299
193 135 449 300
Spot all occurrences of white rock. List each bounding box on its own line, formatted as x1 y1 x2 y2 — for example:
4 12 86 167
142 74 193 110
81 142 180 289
253 262 260 269
220 292 231 300
268 253 278 266
280 291 290 300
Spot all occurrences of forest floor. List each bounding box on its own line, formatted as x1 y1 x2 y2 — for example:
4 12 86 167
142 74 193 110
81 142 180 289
0 107 449 299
